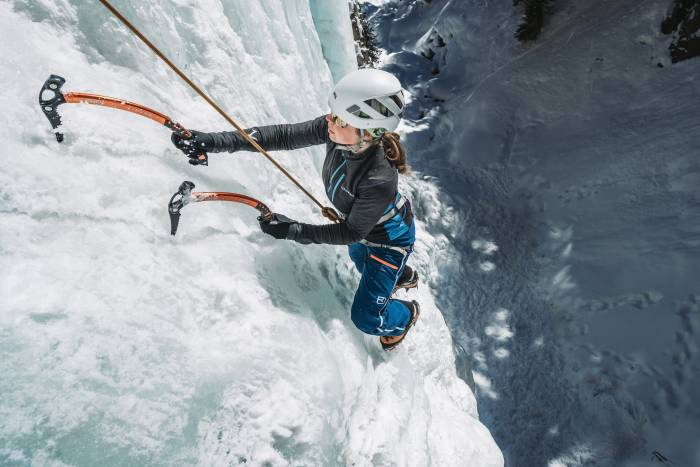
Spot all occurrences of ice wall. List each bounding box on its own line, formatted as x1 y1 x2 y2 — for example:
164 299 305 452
309 0 357 82
0 1 502 466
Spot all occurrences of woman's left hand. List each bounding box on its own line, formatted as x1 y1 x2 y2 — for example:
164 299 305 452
171 130 216 157
259 213 298 240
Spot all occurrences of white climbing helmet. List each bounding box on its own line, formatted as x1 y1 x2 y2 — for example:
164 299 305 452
328 68 405 132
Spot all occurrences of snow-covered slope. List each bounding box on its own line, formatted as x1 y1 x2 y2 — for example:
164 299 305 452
366 0 700 466
0 1 502 466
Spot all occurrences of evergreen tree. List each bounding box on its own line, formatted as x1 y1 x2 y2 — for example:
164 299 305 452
350 2 381 68
514 0 554 42
661 0 700 63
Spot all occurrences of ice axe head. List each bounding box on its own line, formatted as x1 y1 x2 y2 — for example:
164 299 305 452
168 181 195 235
39 75 68 142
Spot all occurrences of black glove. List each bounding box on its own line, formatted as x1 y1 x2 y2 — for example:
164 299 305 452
171 130 216 165
259 213 299 240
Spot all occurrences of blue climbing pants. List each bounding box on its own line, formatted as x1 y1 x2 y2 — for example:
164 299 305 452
348 242 413 337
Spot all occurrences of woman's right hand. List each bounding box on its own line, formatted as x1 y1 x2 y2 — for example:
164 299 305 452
171 130 216 164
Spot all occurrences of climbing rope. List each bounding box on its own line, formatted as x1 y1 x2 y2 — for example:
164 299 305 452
97 0 339 222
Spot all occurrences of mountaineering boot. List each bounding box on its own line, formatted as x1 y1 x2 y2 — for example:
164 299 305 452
392 266 419 294
380 300 420 351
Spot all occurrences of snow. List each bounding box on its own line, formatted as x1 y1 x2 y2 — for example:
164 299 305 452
0 1 502 466
367 0 700 466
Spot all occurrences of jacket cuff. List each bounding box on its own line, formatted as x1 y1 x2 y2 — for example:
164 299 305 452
286 223 311 244
209 131 245 153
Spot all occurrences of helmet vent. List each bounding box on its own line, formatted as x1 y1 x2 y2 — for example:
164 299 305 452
347 104 371 119
364 98 393 117
389 94 404 110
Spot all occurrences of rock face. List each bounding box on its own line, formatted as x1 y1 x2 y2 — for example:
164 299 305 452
366 0 700 465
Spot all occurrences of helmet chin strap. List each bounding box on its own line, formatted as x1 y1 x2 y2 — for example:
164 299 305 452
335 142 369 154
345 128 385 153
335 129 385 153
348 139 372 153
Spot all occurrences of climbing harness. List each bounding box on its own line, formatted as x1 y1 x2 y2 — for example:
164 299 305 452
376 194 407 225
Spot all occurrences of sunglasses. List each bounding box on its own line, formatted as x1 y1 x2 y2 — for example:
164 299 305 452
329 113 348 128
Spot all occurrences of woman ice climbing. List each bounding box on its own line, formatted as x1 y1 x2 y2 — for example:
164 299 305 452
171 69 419 350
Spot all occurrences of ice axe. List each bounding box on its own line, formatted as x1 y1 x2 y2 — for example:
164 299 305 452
168 181 273 235
39 74 208 165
